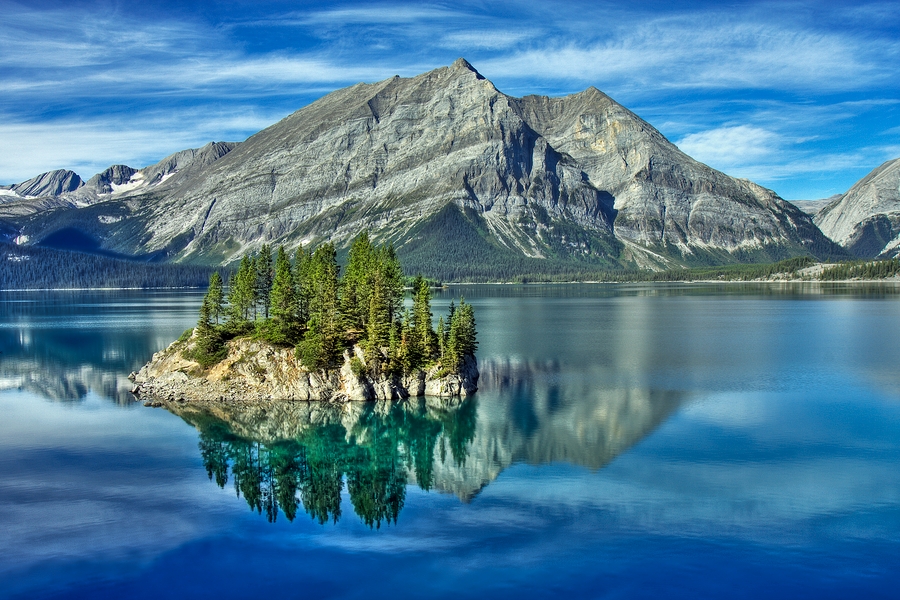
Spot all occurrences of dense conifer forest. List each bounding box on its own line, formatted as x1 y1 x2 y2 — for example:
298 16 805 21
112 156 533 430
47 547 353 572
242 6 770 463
190 233 478 375
0 241 215 289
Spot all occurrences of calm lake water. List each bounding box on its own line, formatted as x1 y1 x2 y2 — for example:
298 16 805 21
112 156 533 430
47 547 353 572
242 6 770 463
2 284 900 599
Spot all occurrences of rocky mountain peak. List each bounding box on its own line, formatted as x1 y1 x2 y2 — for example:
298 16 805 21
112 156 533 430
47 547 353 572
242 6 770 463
2 59 845 274
815 157 900 257
450 57 484 79
10 170 83 198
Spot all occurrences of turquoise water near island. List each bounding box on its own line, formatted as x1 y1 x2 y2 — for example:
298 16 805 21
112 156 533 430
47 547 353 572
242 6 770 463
2 284 900 599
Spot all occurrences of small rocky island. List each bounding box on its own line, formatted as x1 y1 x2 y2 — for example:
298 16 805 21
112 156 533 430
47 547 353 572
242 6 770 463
132 233 478 406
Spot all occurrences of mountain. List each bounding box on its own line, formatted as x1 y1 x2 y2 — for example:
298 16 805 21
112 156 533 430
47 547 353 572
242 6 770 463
1 59 842 277
788 197 838 217
814 158 900 258
1 169 83 199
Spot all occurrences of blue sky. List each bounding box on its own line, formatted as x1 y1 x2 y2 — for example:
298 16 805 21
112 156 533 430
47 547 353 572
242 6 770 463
1 0 898 200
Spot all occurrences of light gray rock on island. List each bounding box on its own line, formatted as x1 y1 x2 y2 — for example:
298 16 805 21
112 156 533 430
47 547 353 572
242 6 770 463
131 330 479 406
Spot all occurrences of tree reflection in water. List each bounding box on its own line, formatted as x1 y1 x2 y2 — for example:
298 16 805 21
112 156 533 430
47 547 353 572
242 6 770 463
191 398 478 528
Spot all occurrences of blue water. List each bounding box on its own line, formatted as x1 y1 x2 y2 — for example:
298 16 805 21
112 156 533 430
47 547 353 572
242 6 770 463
2 284 900 598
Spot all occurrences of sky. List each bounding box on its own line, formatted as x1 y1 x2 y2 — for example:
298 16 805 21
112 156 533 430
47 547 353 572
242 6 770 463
0 0 898 200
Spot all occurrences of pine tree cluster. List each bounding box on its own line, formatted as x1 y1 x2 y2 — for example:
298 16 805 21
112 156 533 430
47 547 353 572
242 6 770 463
192 233 477 373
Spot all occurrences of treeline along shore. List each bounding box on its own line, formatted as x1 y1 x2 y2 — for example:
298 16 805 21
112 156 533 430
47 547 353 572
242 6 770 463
3 240 900 290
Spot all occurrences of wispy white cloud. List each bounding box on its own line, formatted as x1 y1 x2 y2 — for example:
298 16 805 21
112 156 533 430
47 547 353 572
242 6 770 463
677 125 781 168
303 5 462 25
481 16 899 93
673 123 888 189
439 30 534 50
0 108 284 183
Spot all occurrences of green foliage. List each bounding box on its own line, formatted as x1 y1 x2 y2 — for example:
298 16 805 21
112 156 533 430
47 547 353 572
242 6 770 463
255 244 273 319
412 275 437 358
819 258 900 281
190 234 478 374
444 298 477 368
349 356 366 378
0 241 217 290
203 271 225 325
227 255 256 325
267 246 299 344
193 397 477 526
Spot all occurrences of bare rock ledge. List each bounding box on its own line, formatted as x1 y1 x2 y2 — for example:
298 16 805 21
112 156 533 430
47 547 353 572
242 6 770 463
130 333 478 407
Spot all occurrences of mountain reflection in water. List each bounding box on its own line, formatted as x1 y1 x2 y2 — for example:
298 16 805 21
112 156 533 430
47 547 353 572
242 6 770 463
175 397 477 528
169 358 684 526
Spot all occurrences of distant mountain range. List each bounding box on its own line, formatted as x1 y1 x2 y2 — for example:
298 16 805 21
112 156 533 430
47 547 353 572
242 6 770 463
2 58 892 279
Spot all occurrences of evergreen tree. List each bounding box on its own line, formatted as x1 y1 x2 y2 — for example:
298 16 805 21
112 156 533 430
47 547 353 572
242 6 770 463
378 244 405 324
294 246 313 326
227 254 256 327
446 298 477 368
437 315 446 359
364 267 391 366
204 271 225 325
411 275 437 360
298 243 341 369
256 244 274 319
339 232 375 336
269 246 299 343
193 276 226 366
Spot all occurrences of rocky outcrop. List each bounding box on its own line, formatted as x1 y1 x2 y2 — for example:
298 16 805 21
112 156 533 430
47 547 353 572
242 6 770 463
5 59 841 276
815 158 900 258
131 331 478 405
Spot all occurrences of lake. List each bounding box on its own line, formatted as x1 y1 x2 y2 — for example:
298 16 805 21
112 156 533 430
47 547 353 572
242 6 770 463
2 284 900 599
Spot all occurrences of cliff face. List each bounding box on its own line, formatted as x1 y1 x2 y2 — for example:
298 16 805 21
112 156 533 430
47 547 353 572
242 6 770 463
132 332 478 404
5 59 841 274
815 158 900 258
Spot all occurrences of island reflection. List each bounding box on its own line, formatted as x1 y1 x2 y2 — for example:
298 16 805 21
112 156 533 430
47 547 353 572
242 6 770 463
169 358 685 527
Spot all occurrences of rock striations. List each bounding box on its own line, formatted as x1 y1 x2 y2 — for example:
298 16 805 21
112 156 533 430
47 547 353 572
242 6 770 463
131 330 479 405
815 158 900 258
4 59 844 275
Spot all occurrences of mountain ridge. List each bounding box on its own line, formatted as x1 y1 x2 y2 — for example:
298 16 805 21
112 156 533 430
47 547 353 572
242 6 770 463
1 59 847 277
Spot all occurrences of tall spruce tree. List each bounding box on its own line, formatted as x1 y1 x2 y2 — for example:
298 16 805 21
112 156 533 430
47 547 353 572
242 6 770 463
339 232 375 336
294 246 312 326
269 246 298 343
365 268 391 364
446 298 477 368
193 272 225 365
205 271 224 325
256 244 274 319
227 255 256 327
298 243 341 369
411 275 437 360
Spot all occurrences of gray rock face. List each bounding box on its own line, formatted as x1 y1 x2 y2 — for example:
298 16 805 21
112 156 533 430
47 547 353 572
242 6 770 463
789 197 838 217
82 165 138 195
815 158 900 258
132 332 478 404
9 170 83 197
69 141 238 205
6 59 841 273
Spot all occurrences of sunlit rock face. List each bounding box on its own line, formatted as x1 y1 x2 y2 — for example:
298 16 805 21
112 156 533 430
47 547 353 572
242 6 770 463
815 158 900 258
3 169 83 198
5 59 838 273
